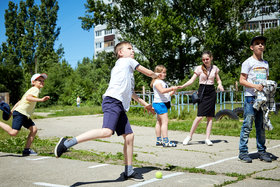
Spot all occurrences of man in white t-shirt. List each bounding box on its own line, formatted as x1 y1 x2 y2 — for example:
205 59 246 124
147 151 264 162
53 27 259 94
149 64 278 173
238 36 272 163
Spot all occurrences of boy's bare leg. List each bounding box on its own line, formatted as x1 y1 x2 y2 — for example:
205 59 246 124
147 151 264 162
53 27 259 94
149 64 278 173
76 128 113 143
55 128 113 158
122 133 144 181
25 126 37 148
123 133 134 166
0 121 18 136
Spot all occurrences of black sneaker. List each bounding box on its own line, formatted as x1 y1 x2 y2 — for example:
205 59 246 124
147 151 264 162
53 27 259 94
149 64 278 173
258 152 272 162
54 137 68 158
124 171 144 182
238 153 252 163
22 148 37 156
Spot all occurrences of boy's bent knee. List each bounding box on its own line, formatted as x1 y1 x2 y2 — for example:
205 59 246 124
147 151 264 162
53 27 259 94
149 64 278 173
9 129 19 136
29 126 38 134
102 128 113 138
123 133 134 140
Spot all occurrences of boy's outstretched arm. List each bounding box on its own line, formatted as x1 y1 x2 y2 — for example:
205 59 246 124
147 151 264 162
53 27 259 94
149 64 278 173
136 65 158 78
132 92 155 114
26 95 50 102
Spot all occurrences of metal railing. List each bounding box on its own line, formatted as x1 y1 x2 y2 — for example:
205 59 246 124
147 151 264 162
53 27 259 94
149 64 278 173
131 87 279 116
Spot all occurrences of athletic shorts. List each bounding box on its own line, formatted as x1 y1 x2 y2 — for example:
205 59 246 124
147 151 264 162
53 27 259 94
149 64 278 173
152 102 168 115
12 111 35 130
102 96 133 136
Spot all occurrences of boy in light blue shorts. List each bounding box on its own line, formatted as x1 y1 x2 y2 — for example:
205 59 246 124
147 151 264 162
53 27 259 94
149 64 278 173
54 41 158 182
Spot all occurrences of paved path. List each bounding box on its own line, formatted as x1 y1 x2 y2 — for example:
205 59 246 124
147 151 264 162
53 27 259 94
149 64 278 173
0 114 280 187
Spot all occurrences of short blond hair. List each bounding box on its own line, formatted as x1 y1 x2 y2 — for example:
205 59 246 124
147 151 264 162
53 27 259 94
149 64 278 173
114 41 131 59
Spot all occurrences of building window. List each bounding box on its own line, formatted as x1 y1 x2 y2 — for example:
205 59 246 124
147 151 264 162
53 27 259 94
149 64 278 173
105 29 112 35
104 40 115 48
95 30 102 37
96 42 102 49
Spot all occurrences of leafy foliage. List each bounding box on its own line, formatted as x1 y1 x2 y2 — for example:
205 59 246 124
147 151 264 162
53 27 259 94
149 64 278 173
1 0 280 107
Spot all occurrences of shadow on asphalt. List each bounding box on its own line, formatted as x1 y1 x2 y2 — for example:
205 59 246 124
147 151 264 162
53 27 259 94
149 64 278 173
69 166 160 186
249 152 279 161
0 153 22 157
181 139 229 145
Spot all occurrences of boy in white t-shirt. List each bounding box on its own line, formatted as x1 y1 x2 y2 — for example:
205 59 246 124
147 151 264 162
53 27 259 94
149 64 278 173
238 36 272 163
0 73 50 156
54 41 158 182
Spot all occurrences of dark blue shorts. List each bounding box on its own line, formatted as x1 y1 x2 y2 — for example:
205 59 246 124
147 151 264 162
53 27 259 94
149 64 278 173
152 103 168 115
102 96 133 136
12 111 35 130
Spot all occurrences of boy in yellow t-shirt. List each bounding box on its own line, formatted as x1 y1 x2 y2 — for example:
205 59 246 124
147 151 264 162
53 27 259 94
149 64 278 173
0 73 50 156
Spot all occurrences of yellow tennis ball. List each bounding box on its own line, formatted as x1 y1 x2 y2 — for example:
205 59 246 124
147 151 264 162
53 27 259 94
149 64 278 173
155 171 162 179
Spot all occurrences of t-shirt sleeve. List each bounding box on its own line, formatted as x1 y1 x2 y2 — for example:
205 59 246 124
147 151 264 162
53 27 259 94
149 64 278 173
129 58 140 70
215 66 220 74
194 65 201 76
153 79 161 87
241 61 250 75
28 87 40 98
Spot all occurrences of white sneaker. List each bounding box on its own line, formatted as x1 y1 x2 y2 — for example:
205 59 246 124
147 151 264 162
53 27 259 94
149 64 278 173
205 139 213 146
183 136 192 145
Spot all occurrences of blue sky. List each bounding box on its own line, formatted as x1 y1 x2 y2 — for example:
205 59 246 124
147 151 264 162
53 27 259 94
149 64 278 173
0 0 94 69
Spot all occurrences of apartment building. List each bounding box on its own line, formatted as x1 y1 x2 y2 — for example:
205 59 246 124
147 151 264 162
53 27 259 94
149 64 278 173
243 11 279 33
94 24 121 58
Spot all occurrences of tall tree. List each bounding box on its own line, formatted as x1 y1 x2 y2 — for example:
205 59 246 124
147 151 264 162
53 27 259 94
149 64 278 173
35 0 60 72
0 0 61 103
79 0 275 81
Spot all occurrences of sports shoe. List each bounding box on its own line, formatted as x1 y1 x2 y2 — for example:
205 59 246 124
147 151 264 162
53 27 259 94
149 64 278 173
156 141 163 146
162 141 177 147
54 137 68 158
205 139 213 146
258 152 272 162
22 148 37 156
183 136 191 145
124 171 144 182
238 153 252 163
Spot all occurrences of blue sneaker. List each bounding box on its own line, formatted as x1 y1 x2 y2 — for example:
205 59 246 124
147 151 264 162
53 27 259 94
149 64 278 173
22 148 37 156
156 141 163 146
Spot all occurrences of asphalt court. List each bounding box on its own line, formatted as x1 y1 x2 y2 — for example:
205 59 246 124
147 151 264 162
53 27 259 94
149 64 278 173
0 115 280 186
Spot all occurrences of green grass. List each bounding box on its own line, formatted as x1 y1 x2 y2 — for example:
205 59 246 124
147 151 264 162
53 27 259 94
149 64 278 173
35 105 103 117
127 106 280 139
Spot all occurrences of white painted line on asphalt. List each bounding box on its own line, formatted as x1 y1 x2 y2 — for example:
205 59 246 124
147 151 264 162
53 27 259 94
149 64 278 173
88 164 109 168
196 156 237 168
128 172 184 187
196 144 280 169
26 157 51 161
33 182 69 187
267 144 280 149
